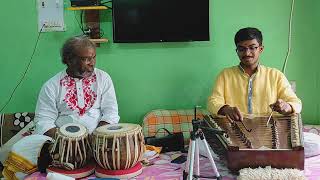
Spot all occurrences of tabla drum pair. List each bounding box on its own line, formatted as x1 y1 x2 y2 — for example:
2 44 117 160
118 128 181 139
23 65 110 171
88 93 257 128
92 123 145 178
48 123 145 179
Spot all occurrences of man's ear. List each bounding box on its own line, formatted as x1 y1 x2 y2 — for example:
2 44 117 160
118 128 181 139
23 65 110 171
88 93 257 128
67 59 77 67
259 45 264 53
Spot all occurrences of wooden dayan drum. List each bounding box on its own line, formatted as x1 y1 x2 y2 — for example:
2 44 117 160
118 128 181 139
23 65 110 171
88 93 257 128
92 123 144 170
202 114 304 172
50 123 92 170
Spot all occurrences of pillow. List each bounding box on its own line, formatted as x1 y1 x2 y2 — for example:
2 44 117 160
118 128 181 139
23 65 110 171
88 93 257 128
142 109 210 145
304 132 320 158
0 121 35 163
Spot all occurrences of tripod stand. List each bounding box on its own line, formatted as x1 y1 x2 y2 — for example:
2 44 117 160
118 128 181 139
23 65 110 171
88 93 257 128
183 112 222 180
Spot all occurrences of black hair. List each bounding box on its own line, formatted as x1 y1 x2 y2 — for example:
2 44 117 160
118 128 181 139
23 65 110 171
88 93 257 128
234 27 263 46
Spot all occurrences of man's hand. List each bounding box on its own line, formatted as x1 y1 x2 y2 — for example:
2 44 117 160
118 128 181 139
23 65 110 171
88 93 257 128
44 128 57 138
218 105 243 122
97 121 109 128
270 99 293 115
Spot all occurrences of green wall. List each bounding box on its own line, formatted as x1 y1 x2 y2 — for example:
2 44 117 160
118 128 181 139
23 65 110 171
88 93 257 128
0 0 319 124
286 0 320 124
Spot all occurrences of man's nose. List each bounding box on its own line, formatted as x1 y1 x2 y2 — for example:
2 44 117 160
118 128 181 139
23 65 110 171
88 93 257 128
88 60 95 65
244 49 251 55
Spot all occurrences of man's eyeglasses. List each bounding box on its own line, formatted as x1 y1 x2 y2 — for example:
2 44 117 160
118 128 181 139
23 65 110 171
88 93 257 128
236 46 260 54
77 55 96 63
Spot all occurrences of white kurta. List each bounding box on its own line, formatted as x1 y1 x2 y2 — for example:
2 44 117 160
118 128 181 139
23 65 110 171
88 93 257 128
34 68 120 134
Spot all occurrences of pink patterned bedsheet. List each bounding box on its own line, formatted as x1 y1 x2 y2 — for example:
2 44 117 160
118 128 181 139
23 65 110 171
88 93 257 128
26 153 320 180
133 152 236 180
304 125 320 180
26 125 320 180
133 149 320 180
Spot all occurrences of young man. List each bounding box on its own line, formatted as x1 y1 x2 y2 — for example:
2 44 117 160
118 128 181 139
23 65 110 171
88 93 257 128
207 27 302 121
34 36 120 137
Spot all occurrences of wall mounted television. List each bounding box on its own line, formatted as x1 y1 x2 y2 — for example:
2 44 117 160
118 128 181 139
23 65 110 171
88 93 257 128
112 0 209 43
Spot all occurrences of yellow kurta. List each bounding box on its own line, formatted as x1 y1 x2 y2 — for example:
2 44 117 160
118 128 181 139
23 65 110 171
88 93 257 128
207 65 302 115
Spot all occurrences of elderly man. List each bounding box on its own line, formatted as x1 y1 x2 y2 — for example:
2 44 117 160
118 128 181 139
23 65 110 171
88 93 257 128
34 36 119 137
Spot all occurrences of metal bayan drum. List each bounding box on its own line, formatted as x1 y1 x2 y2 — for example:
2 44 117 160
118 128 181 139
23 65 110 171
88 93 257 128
50 123 92 170
92 123 144 170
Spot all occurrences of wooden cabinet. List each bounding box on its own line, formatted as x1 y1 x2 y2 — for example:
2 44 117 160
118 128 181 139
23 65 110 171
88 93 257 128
67 6 108 46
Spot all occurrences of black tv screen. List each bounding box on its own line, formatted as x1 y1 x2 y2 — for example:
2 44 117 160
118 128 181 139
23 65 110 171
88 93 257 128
112 0 209 43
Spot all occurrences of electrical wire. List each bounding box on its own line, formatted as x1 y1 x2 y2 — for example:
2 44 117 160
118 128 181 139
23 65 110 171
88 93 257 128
80 10 85 33
100 0 112 5
100 0 112 9
102 5 112 9
74 11 85 34
100 28 104 37
0 24 44 113
282 0 295 74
